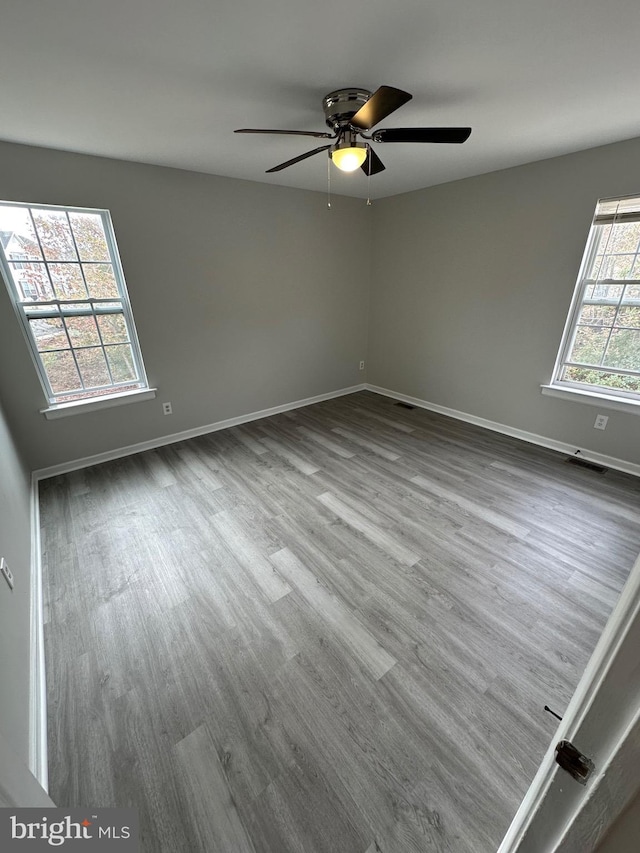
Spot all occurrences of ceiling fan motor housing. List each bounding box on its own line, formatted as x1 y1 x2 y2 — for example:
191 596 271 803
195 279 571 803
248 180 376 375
323 88 371 130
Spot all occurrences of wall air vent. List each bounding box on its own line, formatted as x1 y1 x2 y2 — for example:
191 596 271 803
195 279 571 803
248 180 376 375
394 402 415 410
565 456 608 474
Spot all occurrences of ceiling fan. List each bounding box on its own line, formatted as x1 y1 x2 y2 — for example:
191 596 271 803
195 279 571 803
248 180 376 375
235 85 471 175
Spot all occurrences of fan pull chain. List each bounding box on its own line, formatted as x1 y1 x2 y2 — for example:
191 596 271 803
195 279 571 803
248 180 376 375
366 144 372 206
327 154 331 209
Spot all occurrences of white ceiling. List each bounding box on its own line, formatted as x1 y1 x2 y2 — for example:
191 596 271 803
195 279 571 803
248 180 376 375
2 0 640 199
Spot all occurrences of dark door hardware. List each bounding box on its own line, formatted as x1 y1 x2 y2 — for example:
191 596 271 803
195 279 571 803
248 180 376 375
544 705 563 721
555 740 594 785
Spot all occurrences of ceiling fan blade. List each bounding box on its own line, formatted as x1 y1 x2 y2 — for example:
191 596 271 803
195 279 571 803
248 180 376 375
235 128 335 139
266 144 332 173
361 147 385 176
373 127 472 144
350 86 412 131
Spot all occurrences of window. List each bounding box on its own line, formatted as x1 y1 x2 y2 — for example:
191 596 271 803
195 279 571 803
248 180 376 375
550 194 640 404
0 201 150 409
9 252 27 270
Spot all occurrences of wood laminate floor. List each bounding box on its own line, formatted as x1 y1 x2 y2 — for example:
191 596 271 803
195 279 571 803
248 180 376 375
40 391 640 852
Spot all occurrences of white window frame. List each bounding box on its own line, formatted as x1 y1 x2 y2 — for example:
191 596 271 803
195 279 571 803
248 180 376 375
0 201 154 416
543 194 640 414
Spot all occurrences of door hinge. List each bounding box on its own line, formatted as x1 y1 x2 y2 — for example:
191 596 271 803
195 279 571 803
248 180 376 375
555 740 594 785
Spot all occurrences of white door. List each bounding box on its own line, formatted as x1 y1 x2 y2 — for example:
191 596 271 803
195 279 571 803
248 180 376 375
498 550 640 852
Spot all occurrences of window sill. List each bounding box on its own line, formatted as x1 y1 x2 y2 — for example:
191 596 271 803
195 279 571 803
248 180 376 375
540 384 640 415
41 388 157 420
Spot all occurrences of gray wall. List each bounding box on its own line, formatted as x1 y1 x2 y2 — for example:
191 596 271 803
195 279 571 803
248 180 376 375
0 396 32 765
2 135 640 473
596 787 640 852
368 137 640 466
0 141 371 471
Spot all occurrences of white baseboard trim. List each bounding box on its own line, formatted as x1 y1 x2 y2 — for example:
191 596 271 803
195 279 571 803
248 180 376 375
365 384 640 478
29 474 48 793
33 384 367 482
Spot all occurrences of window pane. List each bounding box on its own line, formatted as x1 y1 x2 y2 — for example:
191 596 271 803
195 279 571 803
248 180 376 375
49 263 87 300
32 210 77 261
617 306 640 328
83 263 119 298
75 347 111 388
0 208 43 260
598 255 635 280
29 318 68 351
106 344 137 382
578 304 616 326
595 223 612 247
10 262 54 301
569 326 608 365
622 284 640 301
591 256 605 279
608 222 640 254
603 329 640 371
68 212 110 261
562 365 640 393
41 350 81 393
97 313 129 344
64 316 101 348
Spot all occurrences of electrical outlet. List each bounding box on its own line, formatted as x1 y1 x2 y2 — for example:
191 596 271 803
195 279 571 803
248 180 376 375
1 558 14 591
162 402 173 415
359 361 365 370
594 414 608 431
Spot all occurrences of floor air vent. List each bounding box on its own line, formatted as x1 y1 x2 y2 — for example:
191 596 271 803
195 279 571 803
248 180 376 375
394 402 415 410
566 456 608 474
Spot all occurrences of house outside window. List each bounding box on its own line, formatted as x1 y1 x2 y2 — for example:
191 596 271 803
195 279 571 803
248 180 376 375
549 194 640 404
0 201 150 409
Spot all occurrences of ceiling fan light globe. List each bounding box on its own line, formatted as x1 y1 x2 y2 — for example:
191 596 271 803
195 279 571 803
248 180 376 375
332 146 367 172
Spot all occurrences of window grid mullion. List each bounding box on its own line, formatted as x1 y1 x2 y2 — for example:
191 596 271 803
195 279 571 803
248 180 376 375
32 340 132 356
28 207 89 400
24 209 59 400
92 316 117 388
58 215 118 385
557 226 602 375
26 208 64 302
597 213 634 368
564 220 616 373
100 211 145 385
64 209 91 302
600 282 631 368
60 315 88 392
